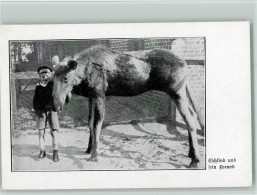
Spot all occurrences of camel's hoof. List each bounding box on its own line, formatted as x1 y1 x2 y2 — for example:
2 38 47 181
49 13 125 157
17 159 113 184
189 159 200 168
87 156 98 162
189 162 198 168
85 148 92 154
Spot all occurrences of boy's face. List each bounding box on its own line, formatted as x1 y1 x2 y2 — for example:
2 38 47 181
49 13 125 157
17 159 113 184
39 71 52 81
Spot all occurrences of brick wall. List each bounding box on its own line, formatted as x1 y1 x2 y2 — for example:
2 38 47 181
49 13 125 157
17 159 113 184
143 37 205 60
109 38 205 125
172 38 205 123
171 38 205 60
144 39 174 50
110 40 129 52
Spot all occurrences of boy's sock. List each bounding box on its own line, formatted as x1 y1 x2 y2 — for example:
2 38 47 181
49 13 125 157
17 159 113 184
38 128 45 151
38 128 46 158
53 150 59 162
39 150 46 158
51 129 59 162
51 129 59 150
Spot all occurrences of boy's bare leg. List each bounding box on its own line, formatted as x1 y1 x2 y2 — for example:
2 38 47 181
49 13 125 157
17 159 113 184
51 129 59 150
51 129 59 162
48 111 60 162
38 129 46 158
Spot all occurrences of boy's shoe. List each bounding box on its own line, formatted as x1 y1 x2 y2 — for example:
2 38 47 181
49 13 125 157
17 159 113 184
39 150 46 158
53 150 59 162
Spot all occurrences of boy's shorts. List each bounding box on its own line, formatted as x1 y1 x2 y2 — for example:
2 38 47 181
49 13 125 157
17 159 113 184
35 111 60 130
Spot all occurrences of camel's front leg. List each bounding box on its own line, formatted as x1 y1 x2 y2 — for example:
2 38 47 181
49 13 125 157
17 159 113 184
86 97 94 154
88 96 105 162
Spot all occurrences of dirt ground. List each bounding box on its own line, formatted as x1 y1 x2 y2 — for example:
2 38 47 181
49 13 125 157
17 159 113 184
12 122 205 171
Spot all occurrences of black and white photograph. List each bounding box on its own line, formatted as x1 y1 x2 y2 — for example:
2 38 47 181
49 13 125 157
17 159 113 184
10 38 206 171
1 22 251 189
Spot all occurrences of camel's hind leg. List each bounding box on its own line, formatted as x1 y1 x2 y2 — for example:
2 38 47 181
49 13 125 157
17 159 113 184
169 84 201 168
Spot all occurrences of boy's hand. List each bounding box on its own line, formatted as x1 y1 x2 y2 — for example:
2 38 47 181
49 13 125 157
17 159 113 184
45 103 53 110
31 109 36 120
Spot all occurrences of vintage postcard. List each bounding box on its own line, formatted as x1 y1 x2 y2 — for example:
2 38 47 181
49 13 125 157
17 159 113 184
1 22 252 189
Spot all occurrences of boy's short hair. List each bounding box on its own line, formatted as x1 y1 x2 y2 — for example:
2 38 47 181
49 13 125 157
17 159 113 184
38 65 53 74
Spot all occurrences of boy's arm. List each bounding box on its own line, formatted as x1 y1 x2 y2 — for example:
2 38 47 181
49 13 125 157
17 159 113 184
31 86 39 120
45 81 54 110
33 86 39 110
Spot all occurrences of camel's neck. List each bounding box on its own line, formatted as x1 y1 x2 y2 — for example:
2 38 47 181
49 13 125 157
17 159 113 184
72 62 87 86
72 80 90 98
71 63 91 98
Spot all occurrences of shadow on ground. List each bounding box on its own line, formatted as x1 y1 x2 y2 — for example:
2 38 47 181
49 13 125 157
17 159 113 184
12 122 205 171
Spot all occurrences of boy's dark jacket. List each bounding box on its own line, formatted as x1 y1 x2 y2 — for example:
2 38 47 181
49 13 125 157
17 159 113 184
33 81 54 113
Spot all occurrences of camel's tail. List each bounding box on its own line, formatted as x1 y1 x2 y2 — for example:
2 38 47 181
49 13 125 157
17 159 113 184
186 84 205 131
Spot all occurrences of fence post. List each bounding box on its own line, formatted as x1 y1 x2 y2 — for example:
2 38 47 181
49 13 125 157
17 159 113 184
11 78 17 131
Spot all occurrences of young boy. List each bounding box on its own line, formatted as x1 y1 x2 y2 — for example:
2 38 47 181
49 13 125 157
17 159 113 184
32 65 60 162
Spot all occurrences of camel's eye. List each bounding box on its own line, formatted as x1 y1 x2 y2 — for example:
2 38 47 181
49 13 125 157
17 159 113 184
63 76 68 83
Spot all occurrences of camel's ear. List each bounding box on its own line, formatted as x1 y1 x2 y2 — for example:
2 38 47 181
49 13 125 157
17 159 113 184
67 60 78 70
52 56 60 66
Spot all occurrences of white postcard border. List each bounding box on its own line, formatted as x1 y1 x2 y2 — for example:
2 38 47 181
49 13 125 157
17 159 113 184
1 22 252 189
